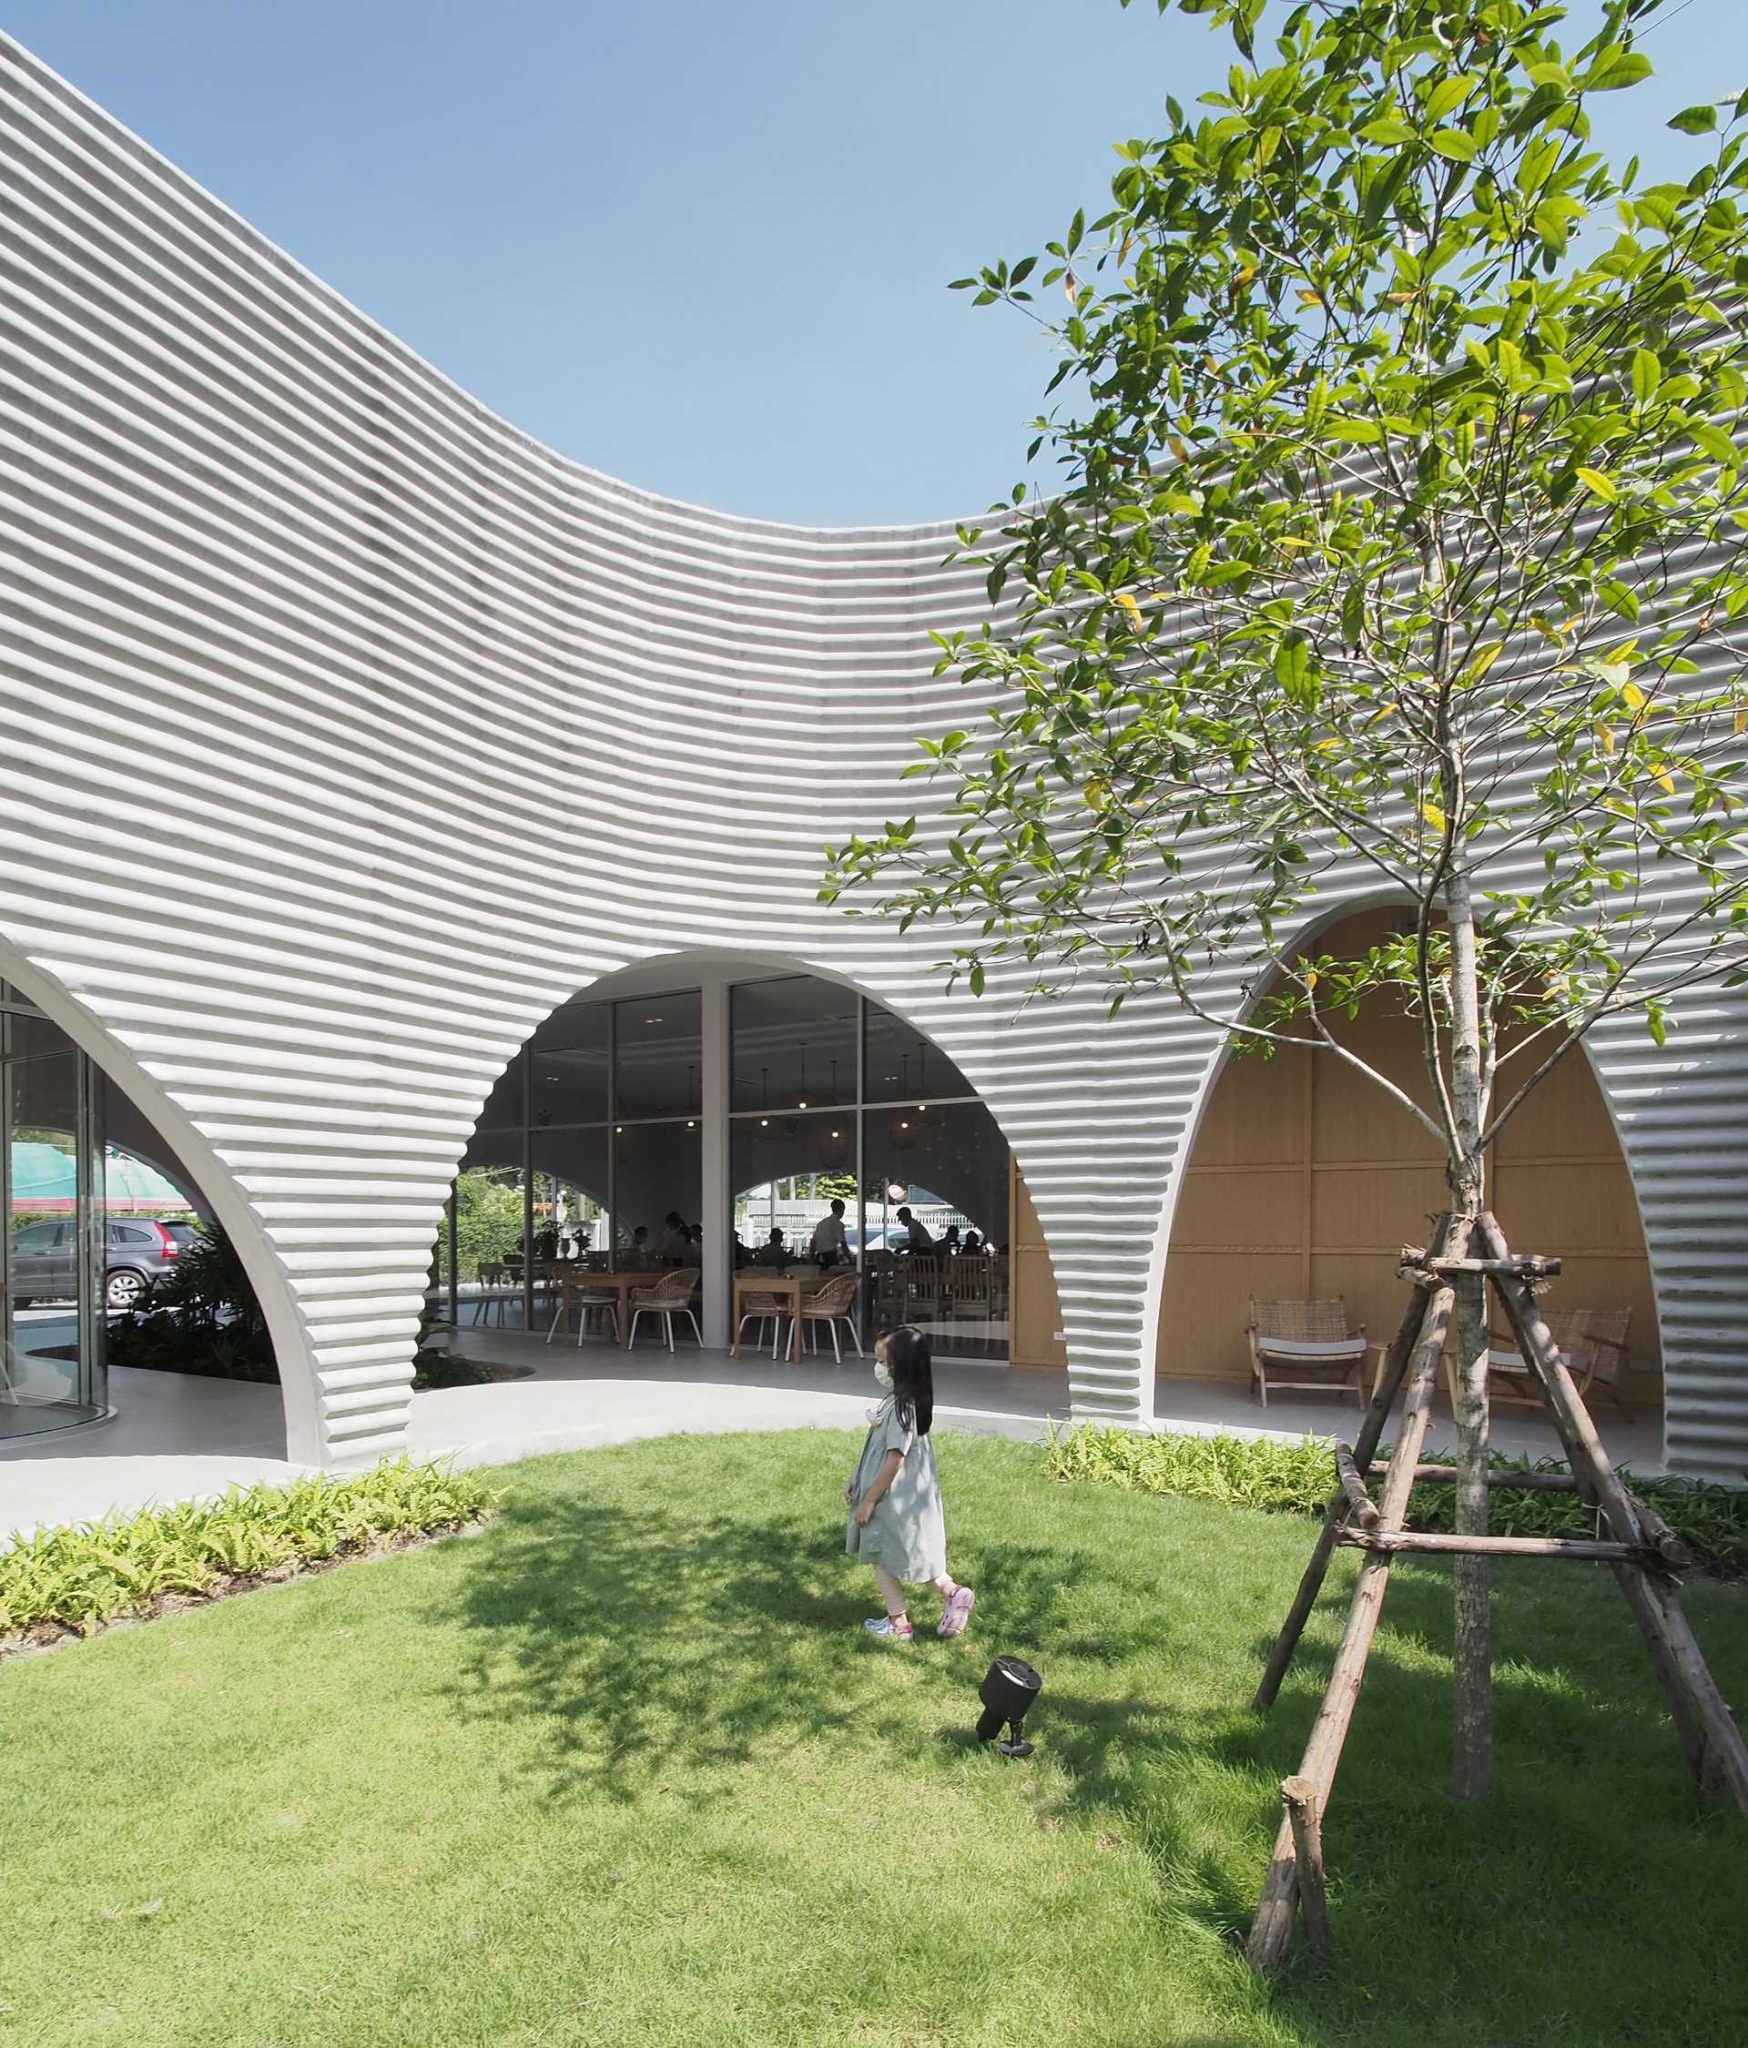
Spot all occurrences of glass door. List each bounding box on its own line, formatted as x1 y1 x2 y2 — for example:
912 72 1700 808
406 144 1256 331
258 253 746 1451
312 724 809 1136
3 1019 104 1435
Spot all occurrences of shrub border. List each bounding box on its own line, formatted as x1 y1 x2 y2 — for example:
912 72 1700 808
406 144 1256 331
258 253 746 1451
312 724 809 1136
1041 1423 1748 1579
0 1459 497 1658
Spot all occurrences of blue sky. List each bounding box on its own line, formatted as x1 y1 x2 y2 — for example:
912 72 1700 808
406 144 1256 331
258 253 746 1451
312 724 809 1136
4 1 1738 525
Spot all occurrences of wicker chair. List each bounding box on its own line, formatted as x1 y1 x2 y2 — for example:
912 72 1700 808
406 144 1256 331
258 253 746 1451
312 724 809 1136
628 1266 702 1352
736 1286 790 1359
1487 1306 1635 1419
545 1266 622 1347
793 1271 864 1362
1247 1298 1369 1408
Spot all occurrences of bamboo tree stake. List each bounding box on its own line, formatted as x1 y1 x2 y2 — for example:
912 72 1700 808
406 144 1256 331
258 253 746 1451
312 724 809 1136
1246 1240 1465 1971
1252 1265 1438 1713
1279 1777 1331 1953
1478 1214 1748 1818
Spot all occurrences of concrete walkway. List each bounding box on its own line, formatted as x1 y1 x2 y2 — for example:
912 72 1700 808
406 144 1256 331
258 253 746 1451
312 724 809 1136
0 1330 1665 1540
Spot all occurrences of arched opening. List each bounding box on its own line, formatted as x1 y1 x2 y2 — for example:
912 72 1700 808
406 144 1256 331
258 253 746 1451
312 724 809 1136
1 973 286 1453
1157 908 1660 1423
435 954 1059 1373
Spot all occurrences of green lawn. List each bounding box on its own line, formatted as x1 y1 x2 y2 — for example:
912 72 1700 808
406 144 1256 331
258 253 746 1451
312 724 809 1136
1 1431 1744 2048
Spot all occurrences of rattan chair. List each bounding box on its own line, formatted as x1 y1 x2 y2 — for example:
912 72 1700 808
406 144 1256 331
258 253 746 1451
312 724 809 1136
1487 1306 1635 1419
736 1286 790 1359
545 1266 622 1347
628 1266 702 1352
792 1271 864 1362
1247 1297 1368 1408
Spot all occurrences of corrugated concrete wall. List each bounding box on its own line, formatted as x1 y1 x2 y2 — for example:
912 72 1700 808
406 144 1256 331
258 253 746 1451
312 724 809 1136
1 36 1744 1476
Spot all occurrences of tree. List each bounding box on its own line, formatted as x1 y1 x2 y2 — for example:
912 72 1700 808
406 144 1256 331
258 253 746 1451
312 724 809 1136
825 0 1748 1801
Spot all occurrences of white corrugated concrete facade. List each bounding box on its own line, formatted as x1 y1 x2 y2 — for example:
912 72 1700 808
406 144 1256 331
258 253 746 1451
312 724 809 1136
1 37 1745 1480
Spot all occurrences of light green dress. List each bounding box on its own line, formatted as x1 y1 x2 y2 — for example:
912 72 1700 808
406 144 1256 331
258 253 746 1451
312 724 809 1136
845 1396 946 1582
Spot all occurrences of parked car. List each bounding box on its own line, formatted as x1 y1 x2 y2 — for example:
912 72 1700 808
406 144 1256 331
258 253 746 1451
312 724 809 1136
843 1224 914 1255
9 1216 196 1311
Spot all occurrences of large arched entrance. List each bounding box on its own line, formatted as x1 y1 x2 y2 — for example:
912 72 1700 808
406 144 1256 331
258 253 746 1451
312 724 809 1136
433 955 1064 1371
0 974 287 1452
1157 909 1660 1422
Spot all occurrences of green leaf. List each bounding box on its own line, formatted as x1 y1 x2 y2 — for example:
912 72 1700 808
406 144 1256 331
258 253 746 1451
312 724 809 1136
1427 129 1477 164
1272 632 1313 700
1631 348 1662 405
1575 466 1619 502
1585 49 1653 93
1669 104 1719 136
1424 76 1476 125
1358 117 1413 146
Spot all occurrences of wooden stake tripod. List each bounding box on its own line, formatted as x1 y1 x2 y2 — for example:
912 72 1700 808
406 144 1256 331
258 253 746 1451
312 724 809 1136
1244 1211 1748 1971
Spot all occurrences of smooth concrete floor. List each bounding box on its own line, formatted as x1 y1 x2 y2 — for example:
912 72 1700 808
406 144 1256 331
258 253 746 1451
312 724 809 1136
0 1331 1666 1540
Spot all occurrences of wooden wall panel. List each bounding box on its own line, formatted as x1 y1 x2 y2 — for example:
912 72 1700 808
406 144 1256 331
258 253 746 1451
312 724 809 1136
1009 1159 1068 1370
1158 1251 1303 1383
1187 1045 1307 1166
1159 910 1661 1402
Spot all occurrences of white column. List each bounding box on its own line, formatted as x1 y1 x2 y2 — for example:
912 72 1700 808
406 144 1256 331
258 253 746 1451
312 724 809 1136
700 977 731 1348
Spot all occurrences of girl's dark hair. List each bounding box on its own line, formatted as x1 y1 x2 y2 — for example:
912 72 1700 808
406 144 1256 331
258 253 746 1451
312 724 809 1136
880 1323 933 1437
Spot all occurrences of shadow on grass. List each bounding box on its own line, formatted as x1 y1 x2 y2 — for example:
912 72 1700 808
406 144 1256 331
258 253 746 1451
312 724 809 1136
442 1452 1728 1818
441 1469 1164 1806
440 1443 1748 2044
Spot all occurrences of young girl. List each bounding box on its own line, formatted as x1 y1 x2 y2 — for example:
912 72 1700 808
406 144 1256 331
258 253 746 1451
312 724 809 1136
845 1325 975 1641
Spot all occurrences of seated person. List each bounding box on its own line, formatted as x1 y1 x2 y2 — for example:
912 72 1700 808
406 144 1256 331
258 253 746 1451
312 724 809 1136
939 1225 962 1257
754 1226 790 1268
625 1224 652 1265
962 1230 985 1256
656 1210 692 1262
810 1197 849 1264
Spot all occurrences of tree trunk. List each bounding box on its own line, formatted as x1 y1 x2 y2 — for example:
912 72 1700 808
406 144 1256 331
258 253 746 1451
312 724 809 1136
1445 865 1493 1800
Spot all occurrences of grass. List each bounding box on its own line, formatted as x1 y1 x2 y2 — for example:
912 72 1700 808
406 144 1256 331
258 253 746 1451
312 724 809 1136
0 1429 1743 2047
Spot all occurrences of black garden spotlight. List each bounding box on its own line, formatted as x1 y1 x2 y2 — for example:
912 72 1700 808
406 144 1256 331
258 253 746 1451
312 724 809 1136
975 1654 1041 1758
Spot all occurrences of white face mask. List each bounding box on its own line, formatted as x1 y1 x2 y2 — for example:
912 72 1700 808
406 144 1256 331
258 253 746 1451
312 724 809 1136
873 1360 894 1390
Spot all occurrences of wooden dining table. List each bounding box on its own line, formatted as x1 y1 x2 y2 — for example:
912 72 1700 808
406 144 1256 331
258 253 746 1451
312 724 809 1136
549 1265 683 1350
731 1268 827 1363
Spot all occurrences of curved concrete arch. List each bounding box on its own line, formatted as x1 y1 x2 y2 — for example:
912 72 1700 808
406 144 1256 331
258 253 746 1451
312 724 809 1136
2 34 1746 1473
1143 895 1683 1458
0 933 317 1458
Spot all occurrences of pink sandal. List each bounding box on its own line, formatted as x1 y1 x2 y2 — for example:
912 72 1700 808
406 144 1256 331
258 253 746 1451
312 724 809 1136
937 1585 975 1638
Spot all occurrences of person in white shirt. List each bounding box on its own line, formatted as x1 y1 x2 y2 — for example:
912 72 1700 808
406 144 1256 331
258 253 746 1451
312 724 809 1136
810 1198 849 1263
896 1206 934 1255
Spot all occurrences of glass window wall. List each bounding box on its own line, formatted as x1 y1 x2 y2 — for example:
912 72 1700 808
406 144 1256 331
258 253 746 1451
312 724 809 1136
447 977 1011 1362
3 996 106 1435
530 1005 609 1127
732 977 858 1113
864 1004 976 1104
614 994 701 1121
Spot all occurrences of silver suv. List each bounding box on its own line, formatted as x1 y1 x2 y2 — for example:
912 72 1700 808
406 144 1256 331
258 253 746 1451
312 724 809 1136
9 1217 197 1311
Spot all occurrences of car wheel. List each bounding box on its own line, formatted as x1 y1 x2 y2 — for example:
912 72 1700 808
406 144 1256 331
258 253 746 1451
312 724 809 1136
105 1268 148 1312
